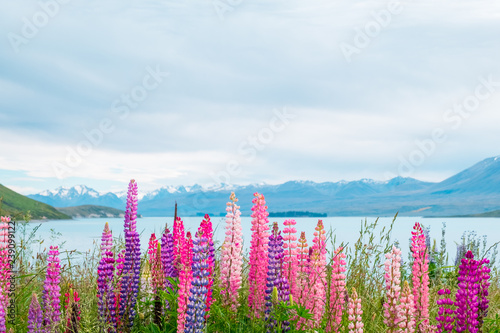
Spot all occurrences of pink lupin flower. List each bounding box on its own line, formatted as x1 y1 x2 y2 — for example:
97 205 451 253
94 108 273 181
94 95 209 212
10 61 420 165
248 193 270 318
282 219 298 300
42 246 62 332
304 220 327 330
295 231 310 307
398 281 416 333
326 246 347 333
384 246 403 332
177 231 193 333
219 192 243 312
347 287 364 333
411 222 430 331
0 216 11 333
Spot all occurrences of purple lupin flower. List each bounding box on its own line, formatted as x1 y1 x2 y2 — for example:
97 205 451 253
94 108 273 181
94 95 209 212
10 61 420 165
27 293 43 333
161 226 176 286
42 245 61 332
119 180 141 331
265 222 290 333
185 232 209 333
455 251 480 333
477 258 491 330
436 288 454 332
97 222 116 329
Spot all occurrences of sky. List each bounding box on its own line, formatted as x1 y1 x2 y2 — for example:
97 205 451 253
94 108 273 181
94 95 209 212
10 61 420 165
1 0 500 195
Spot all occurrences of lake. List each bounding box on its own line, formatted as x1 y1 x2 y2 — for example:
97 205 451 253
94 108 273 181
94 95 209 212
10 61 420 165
17 216 500 266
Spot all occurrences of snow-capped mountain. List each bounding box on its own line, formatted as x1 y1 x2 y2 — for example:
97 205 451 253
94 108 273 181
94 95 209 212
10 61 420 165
29 185 125 209
27 156 500 217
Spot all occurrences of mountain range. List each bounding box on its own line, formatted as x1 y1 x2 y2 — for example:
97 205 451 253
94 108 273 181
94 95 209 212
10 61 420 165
27 156 500 217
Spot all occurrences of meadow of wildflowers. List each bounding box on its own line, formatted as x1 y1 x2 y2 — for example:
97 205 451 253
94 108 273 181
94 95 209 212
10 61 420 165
5 179 500 332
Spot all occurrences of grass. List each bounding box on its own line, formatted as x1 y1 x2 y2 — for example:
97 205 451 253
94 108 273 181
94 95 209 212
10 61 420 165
10 213 500 332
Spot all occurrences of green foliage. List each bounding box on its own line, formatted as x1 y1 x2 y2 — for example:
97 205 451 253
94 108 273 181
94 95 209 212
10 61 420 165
7 213 500 333
0 184 70 220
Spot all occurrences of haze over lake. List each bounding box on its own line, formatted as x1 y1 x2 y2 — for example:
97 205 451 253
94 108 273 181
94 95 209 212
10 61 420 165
22 216 500 265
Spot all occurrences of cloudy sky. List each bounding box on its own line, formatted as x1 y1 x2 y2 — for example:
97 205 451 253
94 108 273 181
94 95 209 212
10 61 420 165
1 0 499 194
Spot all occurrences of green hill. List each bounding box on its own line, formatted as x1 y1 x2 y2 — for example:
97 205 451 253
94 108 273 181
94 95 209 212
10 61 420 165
449 210 500 218
56 205 125 218
0 184 71 220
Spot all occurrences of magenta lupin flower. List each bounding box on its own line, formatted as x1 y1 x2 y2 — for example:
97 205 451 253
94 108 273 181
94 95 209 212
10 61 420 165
97 222 116 329
248 192 270 318
455 251 481 333
411 222 430 331
436 288 454 333
64 289 81 333
177 231 193 333
173 216 185 278
282 219 298 301
477 257 491 329
0 216 11 333
42 245 61 332
28 293 43 333
326 246 346 333
305 220 327 330
347 288 364 333
147 233 159 267
398 281 416 332
219 192 243 312
384 246 402 332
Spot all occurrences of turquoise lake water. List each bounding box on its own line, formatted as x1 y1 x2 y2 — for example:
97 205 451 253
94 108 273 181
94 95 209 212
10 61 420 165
18 216 500 266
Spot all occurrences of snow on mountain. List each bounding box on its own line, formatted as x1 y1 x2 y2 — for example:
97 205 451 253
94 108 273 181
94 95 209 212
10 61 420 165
26 155 500 217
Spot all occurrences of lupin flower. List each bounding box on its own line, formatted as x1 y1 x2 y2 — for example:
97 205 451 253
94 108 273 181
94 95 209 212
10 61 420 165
295 231 310 306
248 193 270 318
326 247 346 333
97 223 116 329
27 293 43 333
477 257 491 329
305 220 327 330
282 219 298 301
411 222 430 331
152 243 165 293
147 233 158 267
398 281 416 332
119 179 141 331
42 245 61 332
173 216 186 278
436 288 454 333
219 192 243 312
265 222 290 333
161 226 176 288
64 288 81 333
198 214 215 314
0 216 11 333
185 232 210 333
347 288 364 333
384 246 402 332
455 251 481 333
178 232 194 333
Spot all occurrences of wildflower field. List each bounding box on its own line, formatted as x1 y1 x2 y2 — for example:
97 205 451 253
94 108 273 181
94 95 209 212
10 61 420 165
4 179 500 332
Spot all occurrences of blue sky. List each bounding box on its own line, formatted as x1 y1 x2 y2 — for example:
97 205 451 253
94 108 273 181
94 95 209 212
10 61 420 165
1 0 500 194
